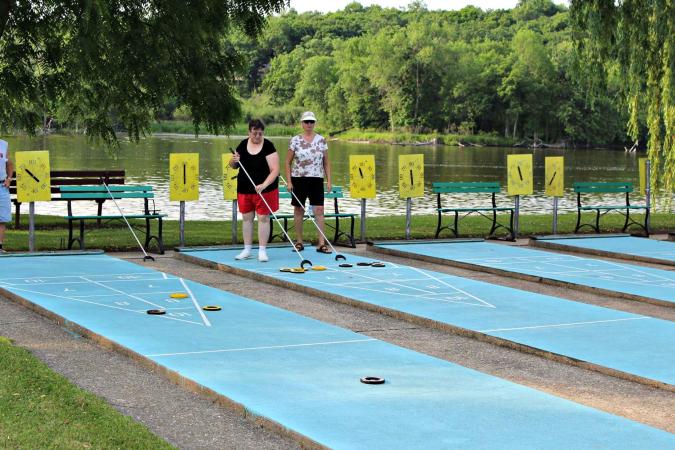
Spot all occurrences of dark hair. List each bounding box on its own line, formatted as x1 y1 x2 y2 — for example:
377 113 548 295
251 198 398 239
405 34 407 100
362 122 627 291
248 119 265 131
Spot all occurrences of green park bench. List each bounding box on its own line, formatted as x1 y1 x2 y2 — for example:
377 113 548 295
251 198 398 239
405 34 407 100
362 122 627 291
269 185 356 248
573 181 649 235
433 181 514 240
60 185 166 253
10 170 125 227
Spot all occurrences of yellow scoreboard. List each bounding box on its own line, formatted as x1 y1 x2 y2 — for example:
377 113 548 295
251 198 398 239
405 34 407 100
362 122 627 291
398 154 424 198
349 155 376 199
222 154 239 200
16 151 51 202
170 153 199 201
544 157 564 197
507 154 533 196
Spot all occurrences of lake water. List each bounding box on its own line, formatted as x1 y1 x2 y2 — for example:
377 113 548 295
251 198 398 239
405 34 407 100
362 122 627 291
3 134 653 220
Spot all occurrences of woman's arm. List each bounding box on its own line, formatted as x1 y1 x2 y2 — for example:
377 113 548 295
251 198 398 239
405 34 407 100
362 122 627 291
285 146 295 190
323 150 331 192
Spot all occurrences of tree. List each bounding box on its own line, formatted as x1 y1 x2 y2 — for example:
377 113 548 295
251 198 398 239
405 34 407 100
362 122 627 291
571 0 674 204
0 0 288 144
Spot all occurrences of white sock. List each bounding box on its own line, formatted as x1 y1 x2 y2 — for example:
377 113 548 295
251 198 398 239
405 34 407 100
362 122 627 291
235 245 252 260
258 247 268 262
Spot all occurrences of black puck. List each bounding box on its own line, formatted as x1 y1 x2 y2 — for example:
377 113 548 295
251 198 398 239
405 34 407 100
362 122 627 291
339 263 353 268
360 376 385 385
356 262 372 266
146 309 166 315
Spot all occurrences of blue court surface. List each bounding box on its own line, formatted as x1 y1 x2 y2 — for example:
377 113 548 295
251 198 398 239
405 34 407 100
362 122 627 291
371 240 675 308
1 253 674 449
531 234 675 266
178 247 675 389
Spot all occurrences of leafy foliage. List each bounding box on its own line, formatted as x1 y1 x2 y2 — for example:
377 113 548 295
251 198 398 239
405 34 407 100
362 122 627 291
0 0 288 145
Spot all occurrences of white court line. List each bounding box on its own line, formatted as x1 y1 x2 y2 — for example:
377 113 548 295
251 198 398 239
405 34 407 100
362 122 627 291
147 338 377 358
71 291 182 299
5 286 206 326
275 269 492 308
0 277 175 287
479 317 649 333
179 278 211 327
80 276 165 309
408 267 495 308
0 272 163 282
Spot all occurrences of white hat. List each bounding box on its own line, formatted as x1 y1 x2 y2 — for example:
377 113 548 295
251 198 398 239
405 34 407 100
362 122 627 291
300 111 317 122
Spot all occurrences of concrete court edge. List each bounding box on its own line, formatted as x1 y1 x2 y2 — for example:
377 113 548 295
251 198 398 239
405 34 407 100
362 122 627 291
0 285 326 450
174 251 674 393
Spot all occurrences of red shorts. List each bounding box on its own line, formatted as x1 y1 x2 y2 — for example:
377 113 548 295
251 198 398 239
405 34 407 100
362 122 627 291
238 189 279 215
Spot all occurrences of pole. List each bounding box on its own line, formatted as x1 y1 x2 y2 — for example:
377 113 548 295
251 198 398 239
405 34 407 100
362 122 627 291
552 196 558 235
405 197 412 239
231 200 238 245
514 195 520 239
645 159 651 232
179 200 185 246
29 202 35 252
360 199 366 242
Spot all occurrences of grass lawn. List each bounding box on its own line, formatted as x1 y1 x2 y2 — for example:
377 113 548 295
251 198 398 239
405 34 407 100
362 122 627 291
0 337 174 449
2 212 672 252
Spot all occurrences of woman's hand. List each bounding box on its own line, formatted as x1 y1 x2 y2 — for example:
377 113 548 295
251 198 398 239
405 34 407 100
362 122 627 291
286 180 293 192
255 183 266 194
230 152 240 167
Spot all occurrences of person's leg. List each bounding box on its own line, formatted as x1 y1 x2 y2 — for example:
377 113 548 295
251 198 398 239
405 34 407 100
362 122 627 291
236 211 255 259
0 187 9 252
0 223 5 252
293 206 304 246
312 205 325 247
290 177 307 248
257 214 270 262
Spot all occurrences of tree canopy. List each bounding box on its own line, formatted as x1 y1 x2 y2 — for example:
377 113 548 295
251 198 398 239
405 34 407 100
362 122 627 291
570 0 674 202
0 0 287 144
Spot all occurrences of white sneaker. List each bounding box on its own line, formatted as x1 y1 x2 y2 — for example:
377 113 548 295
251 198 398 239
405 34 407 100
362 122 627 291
258 251 269 262
235 249 251 260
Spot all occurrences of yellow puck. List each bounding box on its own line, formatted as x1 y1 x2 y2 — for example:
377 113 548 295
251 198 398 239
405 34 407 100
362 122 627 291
202 305 222 311
312 266 327 271
290 268 306 273
170 293 189 299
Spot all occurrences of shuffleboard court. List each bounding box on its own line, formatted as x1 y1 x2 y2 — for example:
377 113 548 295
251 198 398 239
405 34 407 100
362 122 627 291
177 247 675 390
530 234 675 266
3 253 674 448
371 240 675 308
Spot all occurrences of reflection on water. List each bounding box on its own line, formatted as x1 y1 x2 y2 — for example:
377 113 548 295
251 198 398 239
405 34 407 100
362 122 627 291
4 134 655 220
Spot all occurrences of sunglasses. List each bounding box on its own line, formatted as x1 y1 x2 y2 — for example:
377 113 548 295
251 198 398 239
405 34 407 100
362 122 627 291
302 120 315 124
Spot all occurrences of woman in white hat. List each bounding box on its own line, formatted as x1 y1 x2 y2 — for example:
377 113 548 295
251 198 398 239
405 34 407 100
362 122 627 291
285 111 332 253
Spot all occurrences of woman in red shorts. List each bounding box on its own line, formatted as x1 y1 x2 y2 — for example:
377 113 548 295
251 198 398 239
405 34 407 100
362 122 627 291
229 119 279 262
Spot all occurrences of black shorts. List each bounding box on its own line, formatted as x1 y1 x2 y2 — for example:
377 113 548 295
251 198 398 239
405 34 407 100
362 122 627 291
290 177 324 207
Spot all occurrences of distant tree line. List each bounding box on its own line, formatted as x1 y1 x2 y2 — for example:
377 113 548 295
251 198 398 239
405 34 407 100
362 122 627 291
227 0 632 146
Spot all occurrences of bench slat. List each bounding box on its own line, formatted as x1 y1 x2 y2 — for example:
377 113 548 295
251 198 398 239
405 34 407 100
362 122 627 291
433 182 501 193
60 185 152 192
65 214 166 220
60 193 154 199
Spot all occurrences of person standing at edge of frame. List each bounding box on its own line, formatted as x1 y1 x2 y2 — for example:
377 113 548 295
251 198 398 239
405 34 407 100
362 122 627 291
229 119 280 262
285 111 332 254
0 140 14 253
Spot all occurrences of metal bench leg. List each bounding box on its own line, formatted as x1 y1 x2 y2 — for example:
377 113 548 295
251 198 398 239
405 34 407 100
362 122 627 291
453 211 459 237
594 209 601 233
435 211 442 238
574 208 582 233
79 220 85 250
488 209 497 236
622 208 630 232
